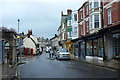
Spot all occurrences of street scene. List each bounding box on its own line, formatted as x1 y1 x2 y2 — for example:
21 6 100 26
0 0 120 80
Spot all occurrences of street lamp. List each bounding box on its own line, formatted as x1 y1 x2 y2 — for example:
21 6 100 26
18 19 20 34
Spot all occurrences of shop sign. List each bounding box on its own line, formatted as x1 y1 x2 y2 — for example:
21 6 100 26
87 35 100 40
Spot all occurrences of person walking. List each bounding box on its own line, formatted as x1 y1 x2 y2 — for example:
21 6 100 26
50 49 53 59
49 49 51 58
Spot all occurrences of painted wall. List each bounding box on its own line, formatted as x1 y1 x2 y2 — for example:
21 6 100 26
23 35 38 54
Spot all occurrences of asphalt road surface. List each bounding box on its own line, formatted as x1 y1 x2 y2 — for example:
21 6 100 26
18 52 119 78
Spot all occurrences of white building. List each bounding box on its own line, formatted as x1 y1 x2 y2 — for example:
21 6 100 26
72 10 78 39
23 30 39 55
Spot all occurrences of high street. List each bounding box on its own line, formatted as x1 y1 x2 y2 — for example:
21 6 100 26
17 52 119 78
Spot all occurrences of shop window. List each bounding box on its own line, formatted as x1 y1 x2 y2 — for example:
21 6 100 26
98 38 103 57
113 34 120 57
86 40 92 56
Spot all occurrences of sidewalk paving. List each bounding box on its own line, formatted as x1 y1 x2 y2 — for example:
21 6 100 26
0 63 13 80
75 58 120 71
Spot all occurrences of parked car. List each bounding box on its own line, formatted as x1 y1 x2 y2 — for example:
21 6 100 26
56 48 70 60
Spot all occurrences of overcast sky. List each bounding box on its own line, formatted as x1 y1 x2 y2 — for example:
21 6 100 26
1 0 86 39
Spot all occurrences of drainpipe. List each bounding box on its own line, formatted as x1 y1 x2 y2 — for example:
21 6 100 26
101 1 106 60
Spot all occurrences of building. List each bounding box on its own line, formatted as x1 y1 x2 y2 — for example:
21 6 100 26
72 10 79 39
23 30 39 55
50 34 59 48
57 11 67 47
100 0 120 60
71 0 104 60
71 10 79 59
38 37 50 52
67 9 72 40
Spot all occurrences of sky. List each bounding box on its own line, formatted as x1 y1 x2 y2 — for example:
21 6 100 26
1 0 86 39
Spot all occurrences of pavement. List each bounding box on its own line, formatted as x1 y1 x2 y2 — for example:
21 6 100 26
74 57 120 71
0 63 13 80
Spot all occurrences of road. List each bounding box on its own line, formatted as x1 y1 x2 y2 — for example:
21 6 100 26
18 52 119 78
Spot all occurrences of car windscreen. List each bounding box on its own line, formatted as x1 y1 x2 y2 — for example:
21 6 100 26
59 49 68 52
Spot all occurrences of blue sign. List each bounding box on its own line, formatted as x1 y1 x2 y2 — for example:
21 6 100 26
0 40 4 64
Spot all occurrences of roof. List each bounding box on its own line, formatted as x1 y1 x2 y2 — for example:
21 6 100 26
50 35 58 40
78 1 88 11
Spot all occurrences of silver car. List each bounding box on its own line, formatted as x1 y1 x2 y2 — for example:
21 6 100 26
56 48 70 60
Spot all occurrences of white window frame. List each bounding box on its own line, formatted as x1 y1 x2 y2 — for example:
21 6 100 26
74 27 77 37
74 14 77 21
87 21 89 32
107 8 112 24
80 10 82 19
90 2 92 10
90 15 93 30
81 24 83 35
86 5 88 15
94 14 99 28
94 0 99 8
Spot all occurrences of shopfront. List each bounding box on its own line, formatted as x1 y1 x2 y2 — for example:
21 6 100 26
100 23 120 60
71 39 79 59
85 34 104 60
64 41 74 59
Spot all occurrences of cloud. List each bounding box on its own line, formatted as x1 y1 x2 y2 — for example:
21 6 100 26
1 0 87 38
1 0 86 3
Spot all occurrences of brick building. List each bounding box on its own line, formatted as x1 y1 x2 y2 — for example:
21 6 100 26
100 0 120 60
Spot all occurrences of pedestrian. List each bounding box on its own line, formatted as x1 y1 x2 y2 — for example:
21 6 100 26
50 49 54 58
49 49 51 58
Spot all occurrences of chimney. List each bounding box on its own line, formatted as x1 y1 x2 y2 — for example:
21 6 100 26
67 9 72 15
28 29 32 35
55 34 57 37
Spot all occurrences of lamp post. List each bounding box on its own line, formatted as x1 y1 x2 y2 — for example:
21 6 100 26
17 19 22 63
18 19 20 34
